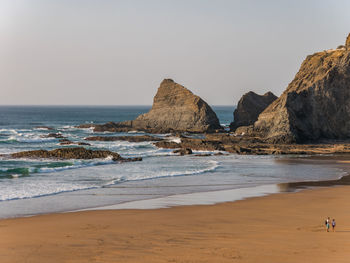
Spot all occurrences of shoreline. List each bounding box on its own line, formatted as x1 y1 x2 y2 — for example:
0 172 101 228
0 154 349 219
1 183 350 262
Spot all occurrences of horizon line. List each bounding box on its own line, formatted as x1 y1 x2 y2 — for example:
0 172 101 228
0 104 236 107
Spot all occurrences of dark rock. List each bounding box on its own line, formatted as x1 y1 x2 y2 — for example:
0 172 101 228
230 91 277 131
173 148 193 155
254 34 350 143
9 147 140 162
85 135 163 142
154 141 181 149
42 133 65 139
77 142 91 146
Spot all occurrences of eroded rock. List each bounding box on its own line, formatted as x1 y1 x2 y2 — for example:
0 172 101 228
230 91 277 131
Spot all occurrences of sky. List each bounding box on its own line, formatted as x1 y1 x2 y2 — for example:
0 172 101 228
0 0 349 105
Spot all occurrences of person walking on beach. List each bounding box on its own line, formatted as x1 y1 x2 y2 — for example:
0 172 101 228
332 219 336 232
325 217 330 232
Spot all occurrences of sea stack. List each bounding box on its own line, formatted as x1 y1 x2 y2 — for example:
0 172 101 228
82 79 222 133
130 79 222 133
230 91 277 131
253 34 350 143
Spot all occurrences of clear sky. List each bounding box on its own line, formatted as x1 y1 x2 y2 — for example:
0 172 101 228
1 0 349 105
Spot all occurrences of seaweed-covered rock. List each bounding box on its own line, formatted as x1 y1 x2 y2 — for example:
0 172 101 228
9 147 141 162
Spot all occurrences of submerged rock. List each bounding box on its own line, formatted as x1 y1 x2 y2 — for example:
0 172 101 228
230 91 277 131
42 133 66 139
59 139 91 146
9 147 141 162
253 34 350 143
78 79 222 133
173 148 193 155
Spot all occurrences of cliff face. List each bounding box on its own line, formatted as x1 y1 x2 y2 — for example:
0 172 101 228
130 79 221 133
254 35 350 143
230 91 277 131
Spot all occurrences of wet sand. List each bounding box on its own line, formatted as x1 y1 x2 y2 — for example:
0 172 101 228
1 185 350 262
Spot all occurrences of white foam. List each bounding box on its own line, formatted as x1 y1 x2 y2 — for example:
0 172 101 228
167 136 181 143
0 129 18 134
37 157 115 173
34 127 51 131
127 130 145 134
7 133 56 143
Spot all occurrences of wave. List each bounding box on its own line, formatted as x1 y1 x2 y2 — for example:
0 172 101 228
5 134 56 143
37 157 115 173
0 158 220 201
111 160 219 185
0 183 95 201
0 157 115 177
88 140 155 151
0 128 19 134
34 127 53 131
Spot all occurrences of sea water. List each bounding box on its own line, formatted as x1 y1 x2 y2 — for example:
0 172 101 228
0 106 348 218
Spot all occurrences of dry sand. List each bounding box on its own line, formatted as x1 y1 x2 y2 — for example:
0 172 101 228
1 186 350 263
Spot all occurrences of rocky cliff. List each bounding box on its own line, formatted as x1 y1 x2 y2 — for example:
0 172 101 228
81 79 222 133
254 34 350 143
230 91 277 131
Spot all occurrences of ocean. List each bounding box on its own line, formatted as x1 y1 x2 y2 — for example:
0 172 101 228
0 106 348 218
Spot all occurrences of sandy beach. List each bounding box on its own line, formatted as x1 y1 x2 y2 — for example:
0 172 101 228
1 185 350 263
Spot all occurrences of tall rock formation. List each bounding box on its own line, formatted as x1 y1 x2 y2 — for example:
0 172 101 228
230 91 277 131
129 79 221 133
80 79 222 133
254 34 350 143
